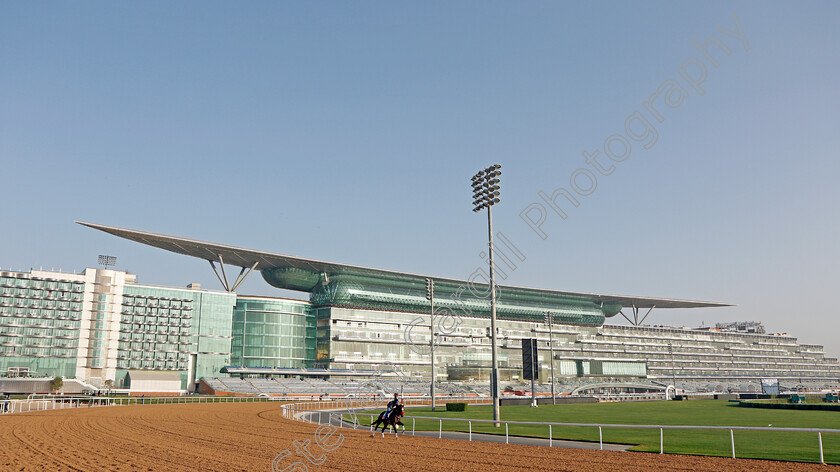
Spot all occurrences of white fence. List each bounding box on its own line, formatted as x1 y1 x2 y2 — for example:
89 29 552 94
401 414 840 464
281 398 839 465
6 393 836 464
279 396 491 421
0 395 277 415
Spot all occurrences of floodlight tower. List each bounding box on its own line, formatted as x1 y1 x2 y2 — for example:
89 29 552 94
668 342 677 394
426 277 436 411
471 164 502 426
544 311 556 405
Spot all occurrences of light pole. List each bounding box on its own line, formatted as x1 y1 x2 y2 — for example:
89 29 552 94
668 342 677 396
426 277 436 411
544 312 556 405
472 164 502 426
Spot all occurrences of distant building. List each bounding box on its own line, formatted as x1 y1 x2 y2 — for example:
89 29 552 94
4 262 840 393
0 267 235 390
56 222 840 391
2 221 839 393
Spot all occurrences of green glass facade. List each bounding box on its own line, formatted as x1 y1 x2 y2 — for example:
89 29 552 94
117 287 195 376
117 286 236 388
264 268 609 327
231 296 315 369
1 268 237 391
0 272 85 379
189 291 237 382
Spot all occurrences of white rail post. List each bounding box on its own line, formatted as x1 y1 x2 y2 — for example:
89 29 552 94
469 421 472 441
660 428 663 454
413 418 415 436
549 425 552 447
819 432 825 464
439 419 442 439
505 423 509 444
730 429 735 459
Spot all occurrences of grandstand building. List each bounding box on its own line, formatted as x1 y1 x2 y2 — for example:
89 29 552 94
2 221 839 394
0 267 235 390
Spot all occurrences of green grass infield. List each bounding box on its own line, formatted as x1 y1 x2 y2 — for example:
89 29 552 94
344 399 840 464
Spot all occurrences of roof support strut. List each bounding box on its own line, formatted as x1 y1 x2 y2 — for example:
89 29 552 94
639 305 656 325
209 255 258 293
231 261 259 292
209 260 229 291
619 305 656 326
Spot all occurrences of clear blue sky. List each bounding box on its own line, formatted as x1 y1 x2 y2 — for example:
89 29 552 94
2 2 839 356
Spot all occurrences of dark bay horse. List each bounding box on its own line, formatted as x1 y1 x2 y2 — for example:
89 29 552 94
370 404 405 438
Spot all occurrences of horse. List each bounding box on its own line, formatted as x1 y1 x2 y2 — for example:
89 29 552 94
370 404 405 438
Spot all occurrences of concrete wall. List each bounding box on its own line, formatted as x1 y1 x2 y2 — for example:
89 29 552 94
0 378 51 394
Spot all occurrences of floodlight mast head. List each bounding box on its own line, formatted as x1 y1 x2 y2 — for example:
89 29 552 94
470 164 501 212
425 278 434 301
97 255 117 268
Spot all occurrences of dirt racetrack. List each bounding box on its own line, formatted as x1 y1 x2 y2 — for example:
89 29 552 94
0 403 835 472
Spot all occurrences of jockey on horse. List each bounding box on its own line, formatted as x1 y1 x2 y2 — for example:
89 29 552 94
385 393 399 419
370 393 405 438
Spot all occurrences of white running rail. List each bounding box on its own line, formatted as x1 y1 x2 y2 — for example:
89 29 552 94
280 399 839 465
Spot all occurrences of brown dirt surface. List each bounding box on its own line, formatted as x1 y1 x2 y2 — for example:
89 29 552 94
0 403 835 471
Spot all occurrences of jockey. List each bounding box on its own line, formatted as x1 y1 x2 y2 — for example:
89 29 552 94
384 393 399 420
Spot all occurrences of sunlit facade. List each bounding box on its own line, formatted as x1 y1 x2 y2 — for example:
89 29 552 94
0 267 235 390
4 263 840 392
231 296 315 369
315 304 840 387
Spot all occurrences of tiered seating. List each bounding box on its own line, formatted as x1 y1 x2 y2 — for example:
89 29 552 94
400 381 427 394
304 378 346 395
439 382 475 394
333 379 376 395
215 378 259 394
276 378 317 395
203 378 228 392
371 377 401 394
248 378 287 395
465 382 491 394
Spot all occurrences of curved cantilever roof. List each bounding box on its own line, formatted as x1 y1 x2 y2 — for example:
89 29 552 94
75 221 732 310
